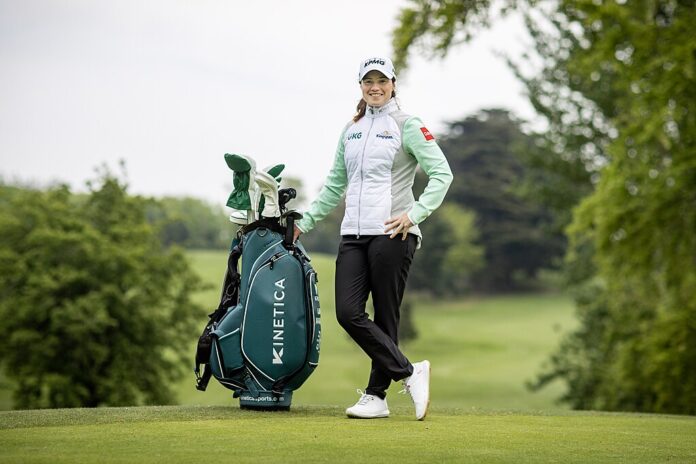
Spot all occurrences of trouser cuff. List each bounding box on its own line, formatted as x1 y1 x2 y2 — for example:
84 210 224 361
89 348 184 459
365 388 387 400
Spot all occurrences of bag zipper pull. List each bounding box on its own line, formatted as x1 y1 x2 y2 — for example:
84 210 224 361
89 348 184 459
269 253 282 270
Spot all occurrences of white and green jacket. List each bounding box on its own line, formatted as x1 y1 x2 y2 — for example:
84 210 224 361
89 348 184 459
296 98 453 245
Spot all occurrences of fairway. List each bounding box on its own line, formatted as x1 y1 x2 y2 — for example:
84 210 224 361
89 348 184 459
180 250 575 411
1 405 695 463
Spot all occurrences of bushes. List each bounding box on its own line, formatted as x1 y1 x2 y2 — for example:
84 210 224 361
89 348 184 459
0 175 204 408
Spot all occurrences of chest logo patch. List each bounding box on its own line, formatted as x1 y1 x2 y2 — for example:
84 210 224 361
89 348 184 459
346 132 362 141
376 131 395 140
420 127 435 141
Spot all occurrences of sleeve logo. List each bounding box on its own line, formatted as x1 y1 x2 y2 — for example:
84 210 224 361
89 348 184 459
420 127 435 141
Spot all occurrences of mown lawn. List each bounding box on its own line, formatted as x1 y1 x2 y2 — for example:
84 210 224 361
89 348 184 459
1 405 695 463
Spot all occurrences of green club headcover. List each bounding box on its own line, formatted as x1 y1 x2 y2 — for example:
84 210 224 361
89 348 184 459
225 153 252 172
225 153 253 210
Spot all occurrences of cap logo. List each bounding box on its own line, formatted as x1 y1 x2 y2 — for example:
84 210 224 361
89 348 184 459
364 58 385 67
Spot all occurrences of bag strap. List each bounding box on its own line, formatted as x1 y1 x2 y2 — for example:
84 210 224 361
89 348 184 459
240 217 285 236
194 240 243 391
195 364 213 391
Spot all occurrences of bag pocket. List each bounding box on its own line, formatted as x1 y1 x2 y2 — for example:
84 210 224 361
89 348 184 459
217 328 244 376
211 306 245 378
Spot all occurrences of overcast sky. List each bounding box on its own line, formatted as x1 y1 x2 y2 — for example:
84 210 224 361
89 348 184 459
0 0 536 205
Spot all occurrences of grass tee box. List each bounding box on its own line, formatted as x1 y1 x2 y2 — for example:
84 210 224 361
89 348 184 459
1 405 695 463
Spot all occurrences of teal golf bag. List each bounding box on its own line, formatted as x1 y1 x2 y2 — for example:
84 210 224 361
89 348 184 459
195 156 321 410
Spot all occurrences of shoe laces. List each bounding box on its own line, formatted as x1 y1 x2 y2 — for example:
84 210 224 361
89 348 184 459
398 380 410 396
356 389 372 405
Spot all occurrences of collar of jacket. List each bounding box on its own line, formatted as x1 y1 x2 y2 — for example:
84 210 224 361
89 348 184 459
365 98 399 119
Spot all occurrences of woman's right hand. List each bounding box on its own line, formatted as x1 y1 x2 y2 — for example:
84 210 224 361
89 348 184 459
293 225 303 243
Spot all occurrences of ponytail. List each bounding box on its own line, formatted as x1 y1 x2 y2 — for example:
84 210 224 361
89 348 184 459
353 99 367 122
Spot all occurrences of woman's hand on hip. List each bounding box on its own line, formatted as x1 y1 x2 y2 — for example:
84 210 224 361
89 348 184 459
385 213 413 240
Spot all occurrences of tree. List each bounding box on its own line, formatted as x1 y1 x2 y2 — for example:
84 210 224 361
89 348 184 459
0 173 204 409
408 202 484 296
392 0 521 71
145 196 231 249
536 0 696 414
394 0 603 225
437 109 565 291
393 0 696 413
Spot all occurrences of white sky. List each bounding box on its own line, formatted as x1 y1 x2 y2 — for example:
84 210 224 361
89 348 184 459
0 0 537 205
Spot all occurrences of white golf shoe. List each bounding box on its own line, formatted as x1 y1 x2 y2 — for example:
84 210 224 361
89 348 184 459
345 390 390 419
401 360 431 420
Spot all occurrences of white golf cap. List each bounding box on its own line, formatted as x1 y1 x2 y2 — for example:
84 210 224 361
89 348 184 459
358 56 397 82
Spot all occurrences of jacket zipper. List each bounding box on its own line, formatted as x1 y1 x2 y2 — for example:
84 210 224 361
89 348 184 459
357 117 375 238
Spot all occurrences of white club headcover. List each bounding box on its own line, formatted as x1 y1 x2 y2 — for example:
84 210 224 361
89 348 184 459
229 209 249 225
255 170 281 218
249 183 261 221
241 155 258 221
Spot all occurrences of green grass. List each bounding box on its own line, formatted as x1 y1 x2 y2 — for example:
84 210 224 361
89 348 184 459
1 405 695 463
2 249 695 462
179 250 575 411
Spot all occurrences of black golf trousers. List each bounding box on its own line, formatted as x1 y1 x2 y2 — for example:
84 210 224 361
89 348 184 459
335 234 417 399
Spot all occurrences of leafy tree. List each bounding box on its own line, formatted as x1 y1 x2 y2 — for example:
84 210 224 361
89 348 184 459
0 174 204 409
542 0 696 414
145 197 231 249
143 176 308 251
393 0 696 413
392 0 520 71
395 0 603 226
438 109 565 290
409 202 484 296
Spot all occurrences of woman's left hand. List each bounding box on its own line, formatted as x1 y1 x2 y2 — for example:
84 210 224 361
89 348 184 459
385 213 413 240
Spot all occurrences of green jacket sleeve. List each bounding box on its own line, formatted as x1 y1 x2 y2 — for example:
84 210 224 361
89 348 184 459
402 117 454 225
296 129 348 233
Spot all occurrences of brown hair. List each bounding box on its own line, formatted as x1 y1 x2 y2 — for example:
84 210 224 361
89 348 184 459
353 79 397 122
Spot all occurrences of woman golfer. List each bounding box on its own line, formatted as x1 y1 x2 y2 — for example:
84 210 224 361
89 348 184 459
294 56 453 420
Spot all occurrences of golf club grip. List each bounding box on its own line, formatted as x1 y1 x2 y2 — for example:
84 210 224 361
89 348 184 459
285 215 295 246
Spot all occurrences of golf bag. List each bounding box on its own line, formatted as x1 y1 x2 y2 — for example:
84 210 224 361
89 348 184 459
195 204 321 410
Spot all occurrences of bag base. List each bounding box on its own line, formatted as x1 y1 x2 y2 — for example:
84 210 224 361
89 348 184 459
239 390 293 410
